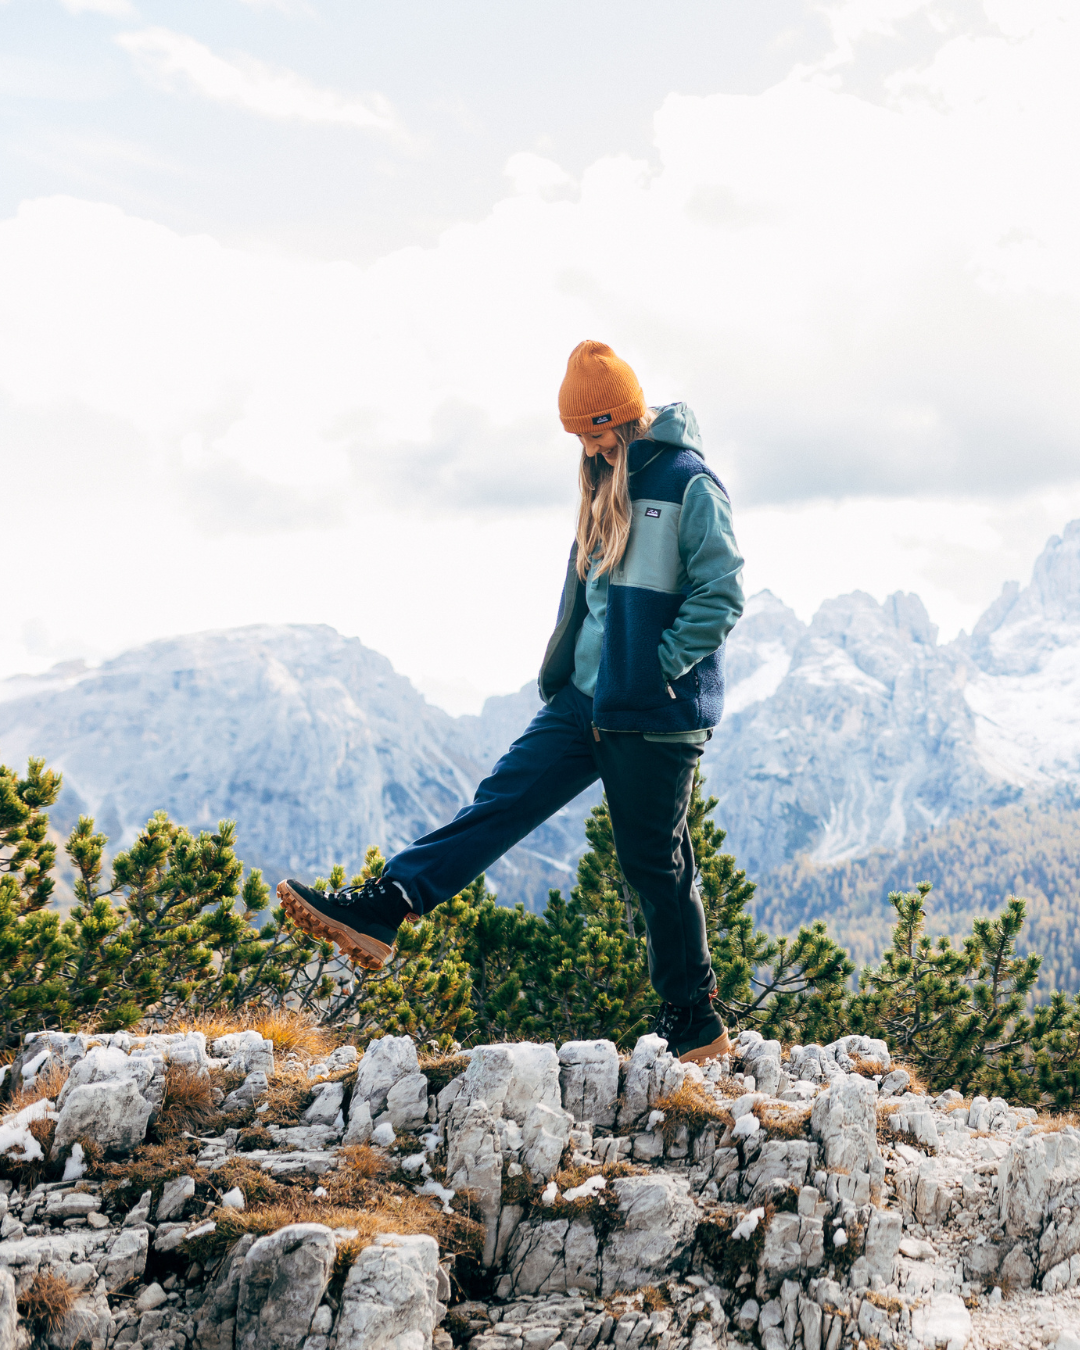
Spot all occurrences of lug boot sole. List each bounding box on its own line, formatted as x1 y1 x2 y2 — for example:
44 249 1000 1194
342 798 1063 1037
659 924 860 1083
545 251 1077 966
277 879 408 971
679 1028 732 1065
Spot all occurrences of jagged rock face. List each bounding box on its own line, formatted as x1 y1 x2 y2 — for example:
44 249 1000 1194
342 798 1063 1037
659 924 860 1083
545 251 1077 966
708 522 1080 875
5 1029 1080 1350
0 625 593 911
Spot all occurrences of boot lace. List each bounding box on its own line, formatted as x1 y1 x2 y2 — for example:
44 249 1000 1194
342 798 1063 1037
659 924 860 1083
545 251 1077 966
650 1002 688 1044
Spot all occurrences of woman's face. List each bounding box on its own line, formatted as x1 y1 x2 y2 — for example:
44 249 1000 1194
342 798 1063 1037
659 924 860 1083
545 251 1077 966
578 427 620 465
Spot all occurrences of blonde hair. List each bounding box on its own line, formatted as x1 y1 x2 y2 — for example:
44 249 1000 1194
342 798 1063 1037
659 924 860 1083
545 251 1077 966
574 409 657 580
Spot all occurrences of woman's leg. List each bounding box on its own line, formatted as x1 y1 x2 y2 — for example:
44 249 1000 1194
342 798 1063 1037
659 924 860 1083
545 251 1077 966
594 733 716 1008
386 684 600 913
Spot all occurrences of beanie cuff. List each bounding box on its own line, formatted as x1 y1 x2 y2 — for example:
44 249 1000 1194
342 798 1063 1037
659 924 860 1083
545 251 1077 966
560 391 647 435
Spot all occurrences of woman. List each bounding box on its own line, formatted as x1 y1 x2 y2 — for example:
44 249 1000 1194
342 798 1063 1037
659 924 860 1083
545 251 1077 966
279 340 744 1063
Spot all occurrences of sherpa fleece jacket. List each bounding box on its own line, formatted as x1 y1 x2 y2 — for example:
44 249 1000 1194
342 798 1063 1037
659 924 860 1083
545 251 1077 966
538 403 744 734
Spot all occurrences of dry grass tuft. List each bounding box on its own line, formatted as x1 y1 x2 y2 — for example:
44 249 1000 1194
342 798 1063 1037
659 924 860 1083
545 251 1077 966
418 1053 470 1097
92 1138 200 1209
849 1056 887 1078
752 1101 811 1140
864 1290 902 1314
209 1156 295 1207
338 1145 389 1179
655 1081 731 1145
1033 1110 1080 1133
165 1006 338 1060
18 1271 78 1334
640 1285 670 1312
154 1065 220 1140
9 1059 69 1113
185 1190 483 1267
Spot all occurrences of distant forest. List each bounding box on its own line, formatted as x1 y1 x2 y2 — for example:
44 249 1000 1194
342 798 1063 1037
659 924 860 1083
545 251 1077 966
751 788 1080 1001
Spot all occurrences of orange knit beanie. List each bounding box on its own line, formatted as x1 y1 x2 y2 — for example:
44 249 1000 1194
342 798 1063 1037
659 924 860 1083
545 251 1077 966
558 340 646 434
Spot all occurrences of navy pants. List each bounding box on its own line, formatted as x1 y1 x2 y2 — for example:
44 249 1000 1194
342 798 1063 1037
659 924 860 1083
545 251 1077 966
386 682 716 1008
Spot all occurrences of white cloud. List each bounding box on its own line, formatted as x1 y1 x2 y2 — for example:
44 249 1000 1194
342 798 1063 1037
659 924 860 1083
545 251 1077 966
4 1 1080 697
115 26 396 132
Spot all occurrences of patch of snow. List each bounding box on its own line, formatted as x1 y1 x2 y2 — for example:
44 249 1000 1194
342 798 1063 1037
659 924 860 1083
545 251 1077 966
731 1207 764 1242
725 641 794 714
62 1142 87 1181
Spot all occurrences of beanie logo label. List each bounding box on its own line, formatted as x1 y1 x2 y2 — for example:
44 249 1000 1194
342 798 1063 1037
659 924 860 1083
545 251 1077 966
645 507 661 518
591 413 612 425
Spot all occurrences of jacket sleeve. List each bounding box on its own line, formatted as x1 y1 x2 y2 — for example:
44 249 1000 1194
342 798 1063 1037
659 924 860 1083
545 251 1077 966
658 476 745 682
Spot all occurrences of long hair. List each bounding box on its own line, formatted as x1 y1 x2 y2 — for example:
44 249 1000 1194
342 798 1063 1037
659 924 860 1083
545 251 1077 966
574 409 657 580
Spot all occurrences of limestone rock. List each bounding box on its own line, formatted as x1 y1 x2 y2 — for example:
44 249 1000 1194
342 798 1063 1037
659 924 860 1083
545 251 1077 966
195 1234 257 1350
304 1080 345 1127
810 1072 881 1183
222 1070 270 1114
910 1292 971 1349
212 1031 275 1077
502 1172 697 1298
386 1072 430 1132
458 1043 561 1122
52 1077 152 1157
446 1100 503 1265
343 1096 374 1146
336 1233 443 1350
0 1269 15 1350
104 1227 149 1290
521 1102 573 1182
235 1223 337 1350
157 1173 196 1222
618 1036 685 1131
863 1208 902 1282
558 1040 620 1128
355 1036 420 1116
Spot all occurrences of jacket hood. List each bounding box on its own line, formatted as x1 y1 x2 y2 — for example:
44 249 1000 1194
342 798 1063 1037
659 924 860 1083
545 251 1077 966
627 402 703 474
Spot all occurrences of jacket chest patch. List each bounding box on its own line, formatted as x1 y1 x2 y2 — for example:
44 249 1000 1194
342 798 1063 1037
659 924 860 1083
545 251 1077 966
645 507 661 518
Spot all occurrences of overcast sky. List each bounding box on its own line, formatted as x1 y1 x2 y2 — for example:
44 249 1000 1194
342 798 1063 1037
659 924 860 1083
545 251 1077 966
3 0 1079 713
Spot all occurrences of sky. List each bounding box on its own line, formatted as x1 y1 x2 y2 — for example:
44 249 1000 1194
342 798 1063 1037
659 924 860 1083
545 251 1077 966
2 0 1080 714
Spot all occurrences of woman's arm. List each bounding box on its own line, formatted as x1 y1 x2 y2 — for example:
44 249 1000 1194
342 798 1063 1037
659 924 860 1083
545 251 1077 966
658 476 745 682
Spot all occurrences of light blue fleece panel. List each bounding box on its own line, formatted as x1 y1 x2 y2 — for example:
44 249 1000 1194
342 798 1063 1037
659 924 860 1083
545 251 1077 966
571 559 607 698
657 476 744 682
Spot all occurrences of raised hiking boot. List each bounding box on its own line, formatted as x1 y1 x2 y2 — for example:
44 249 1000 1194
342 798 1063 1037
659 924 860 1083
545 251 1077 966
277 876 418 971
651 998 732 1064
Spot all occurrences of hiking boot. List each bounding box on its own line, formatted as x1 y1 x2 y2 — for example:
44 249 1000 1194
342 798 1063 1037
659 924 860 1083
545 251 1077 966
650 998 732 1064
277 875 418 970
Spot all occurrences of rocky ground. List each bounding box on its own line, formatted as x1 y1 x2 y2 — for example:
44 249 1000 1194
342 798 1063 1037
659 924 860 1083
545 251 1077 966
2 1026 1080 1350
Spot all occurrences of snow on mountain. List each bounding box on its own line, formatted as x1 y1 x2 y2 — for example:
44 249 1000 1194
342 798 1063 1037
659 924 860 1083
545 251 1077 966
0 625 591 910
3 521 1079 909
707 519 1080 877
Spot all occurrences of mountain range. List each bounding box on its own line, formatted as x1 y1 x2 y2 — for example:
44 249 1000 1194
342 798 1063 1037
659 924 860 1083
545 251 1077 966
2 520 1079 955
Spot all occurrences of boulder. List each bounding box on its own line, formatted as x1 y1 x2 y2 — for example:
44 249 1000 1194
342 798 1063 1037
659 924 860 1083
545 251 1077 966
457 1043 561 1122
446 1100 503 1265
862 1208 902 1282
222 1071 269 1114
501 1173 698 1298
104 1228 149 1290
343 1097 374 1146
386 1072 430 1132
827 1036 890 1072
304 1080 345 1127
810 1072 882 1184
910 1292 971 1349
56 1046 155 1111
195 1234 257 1350
618 1036 685 1130
212 1031 275 1078
558 1040 620 1128
157 1174 196 1222
336 1233 443 1350
521 1101 574 1182
0 1270 15 1350
355 1036 419 1116
235 1223 337 1350
52 1078 152 1156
